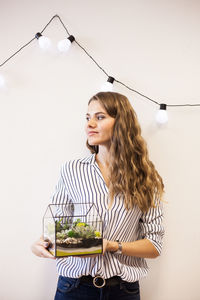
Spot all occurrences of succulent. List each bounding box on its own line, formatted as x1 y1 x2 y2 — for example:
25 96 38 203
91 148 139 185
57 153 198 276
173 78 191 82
67 230 80 238
55 218 101 242
94 231 101 237
56 232 67 239
72 218 82 226
56 220 63 232
56 219 70 232
76 222 86 227
63 223 70 230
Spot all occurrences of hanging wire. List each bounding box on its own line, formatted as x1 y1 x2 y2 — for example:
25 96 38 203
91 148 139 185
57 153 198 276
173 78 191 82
40 15 58 33
53 14 71 36
114 79 160 105
0 37 35 68
0 14 59 69
0 14 200 108
53 15 110 78
167 103 200 107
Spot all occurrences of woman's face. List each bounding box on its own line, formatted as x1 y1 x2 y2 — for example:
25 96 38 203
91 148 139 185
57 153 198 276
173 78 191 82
85 100 115 147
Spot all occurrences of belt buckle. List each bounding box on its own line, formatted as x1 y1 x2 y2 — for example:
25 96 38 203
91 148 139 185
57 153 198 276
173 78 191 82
93 276 106 288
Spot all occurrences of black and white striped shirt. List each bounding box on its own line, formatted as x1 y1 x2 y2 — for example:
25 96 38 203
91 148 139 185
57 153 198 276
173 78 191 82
51 154 164 282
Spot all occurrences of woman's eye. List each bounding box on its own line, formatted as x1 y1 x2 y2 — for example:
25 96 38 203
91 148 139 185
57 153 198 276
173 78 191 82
97 115 105 120
86 117 90 121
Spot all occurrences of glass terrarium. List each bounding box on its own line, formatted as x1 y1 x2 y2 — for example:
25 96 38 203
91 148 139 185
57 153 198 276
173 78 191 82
43 203 103 257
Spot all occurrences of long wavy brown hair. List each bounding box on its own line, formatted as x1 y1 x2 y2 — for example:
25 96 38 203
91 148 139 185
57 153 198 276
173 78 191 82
86 92 164 212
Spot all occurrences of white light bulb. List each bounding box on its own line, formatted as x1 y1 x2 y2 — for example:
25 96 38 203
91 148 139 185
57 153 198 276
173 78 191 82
156 105 168 124
57 39 72 52
101 77 115 92
101 81 114 92
38 36 52 51
0 74 6 88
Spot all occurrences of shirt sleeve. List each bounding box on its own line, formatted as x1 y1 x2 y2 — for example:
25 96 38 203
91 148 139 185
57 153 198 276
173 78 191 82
50 164 75 221
139 202 164 255
51 163 72 206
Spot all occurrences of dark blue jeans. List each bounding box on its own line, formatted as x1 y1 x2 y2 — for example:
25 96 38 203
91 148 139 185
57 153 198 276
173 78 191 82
54 275 140 300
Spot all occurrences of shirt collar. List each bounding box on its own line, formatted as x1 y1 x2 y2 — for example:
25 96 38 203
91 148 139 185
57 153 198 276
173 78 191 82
79 153 96 165
79 153 108 190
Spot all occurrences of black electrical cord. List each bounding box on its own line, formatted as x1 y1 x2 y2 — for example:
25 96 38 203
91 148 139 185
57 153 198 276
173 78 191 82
1 14 200 108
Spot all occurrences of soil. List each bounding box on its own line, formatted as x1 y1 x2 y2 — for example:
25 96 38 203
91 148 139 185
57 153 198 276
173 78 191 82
57 238 102 249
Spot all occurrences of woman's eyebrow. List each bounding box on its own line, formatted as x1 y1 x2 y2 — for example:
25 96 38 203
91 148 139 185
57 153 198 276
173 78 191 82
86 112 106 116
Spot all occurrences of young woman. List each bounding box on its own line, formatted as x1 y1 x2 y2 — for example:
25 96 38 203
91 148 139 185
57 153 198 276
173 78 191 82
31 92 164 300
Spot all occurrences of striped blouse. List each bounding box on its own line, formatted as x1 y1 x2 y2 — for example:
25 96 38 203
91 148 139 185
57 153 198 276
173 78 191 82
51 154 164 282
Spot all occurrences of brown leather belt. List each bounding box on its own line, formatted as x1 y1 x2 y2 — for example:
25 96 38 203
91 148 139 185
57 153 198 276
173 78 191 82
80 275 121 288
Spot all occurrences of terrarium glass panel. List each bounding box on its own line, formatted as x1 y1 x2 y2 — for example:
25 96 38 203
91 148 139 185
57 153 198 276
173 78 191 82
43 203 103 257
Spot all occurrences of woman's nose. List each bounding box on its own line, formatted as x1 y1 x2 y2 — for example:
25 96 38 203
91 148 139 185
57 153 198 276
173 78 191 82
88 118 96 127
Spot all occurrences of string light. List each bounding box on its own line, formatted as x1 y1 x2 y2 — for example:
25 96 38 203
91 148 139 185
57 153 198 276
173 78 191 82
0 14 200 114
156 104 168 124
57 35 75 52
35 32 52 51
101 76 115 92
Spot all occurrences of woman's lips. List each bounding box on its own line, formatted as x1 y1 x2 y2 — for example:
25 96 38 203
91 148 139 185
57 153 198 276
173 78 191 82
88 131 98 136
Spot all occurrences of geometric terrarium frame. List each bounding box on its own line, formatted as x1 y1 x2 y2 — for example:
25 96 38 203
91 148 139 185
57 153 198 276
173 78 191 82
43 203 103 257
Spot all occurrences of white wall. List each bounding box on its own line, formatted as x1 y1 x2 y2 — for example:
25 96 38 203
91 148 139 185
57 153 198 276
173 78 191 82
0 1 200 299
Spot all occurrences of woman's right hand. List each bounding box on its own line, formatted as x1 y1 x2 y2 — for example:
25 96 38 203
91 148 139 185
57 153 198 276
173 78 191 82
31 237 56 259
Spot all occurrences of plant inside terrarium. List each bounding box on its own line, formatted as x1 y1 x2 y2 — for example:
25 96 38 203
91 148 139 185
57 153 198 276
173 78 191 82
55 218 102 249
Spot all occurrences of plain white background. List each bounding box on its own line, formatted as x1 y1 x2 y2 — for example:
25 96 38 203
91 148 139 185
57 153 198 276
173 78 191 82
0 1 199 299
